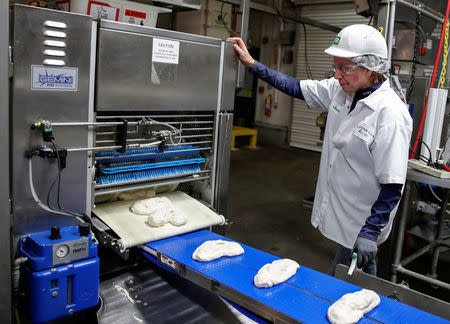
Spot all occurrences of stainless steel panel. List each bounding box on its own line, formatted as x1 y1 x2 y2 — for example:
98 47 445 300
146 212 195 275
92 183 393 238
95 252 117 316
11 6 93 238
0 2 11 323
215 113 233 216
99 20 221 45
221 41 237 112
96 22 222 111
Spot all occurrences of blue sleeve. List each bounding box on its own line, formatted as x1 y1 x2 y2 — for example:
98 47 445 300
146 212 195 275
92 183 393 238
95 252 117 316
358 183 403 242
250 61 304 100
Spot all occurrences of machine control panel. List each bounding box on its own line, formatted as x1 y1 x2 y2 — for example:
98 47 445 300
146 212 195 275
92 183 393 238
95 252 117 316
52 237 89 265
18 225 99 324
19 225 97 271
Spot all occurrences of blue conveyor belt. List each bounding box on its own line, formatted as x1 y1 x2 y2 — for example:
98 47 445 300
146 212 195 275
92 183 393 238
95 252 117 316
143 230 372 324
286 266 449 324
143 230 448 324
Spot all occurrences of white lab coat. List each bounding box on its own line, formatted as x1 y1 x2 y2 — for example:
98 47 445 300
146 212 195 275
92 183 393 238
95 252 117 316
300 78 412 249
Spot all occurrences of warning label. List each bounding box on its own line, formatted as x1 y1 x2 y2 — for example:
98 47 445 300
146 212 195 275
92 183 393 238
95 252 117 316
125 9 147 19
152 38 180 64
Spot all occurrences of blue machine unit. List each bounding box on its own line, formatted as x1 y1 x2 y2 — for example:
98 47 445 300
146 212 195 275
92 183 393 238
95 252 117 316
19 226 99 324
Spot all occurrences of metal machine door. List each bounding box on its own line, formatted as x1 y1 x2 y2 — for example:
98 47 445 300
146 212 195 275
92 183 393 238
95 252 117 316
96 21 223 112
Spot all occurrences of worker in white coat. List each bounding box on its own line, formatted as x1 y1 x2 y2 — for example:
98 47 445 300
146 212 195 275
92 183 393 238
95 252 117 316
229 24 412 276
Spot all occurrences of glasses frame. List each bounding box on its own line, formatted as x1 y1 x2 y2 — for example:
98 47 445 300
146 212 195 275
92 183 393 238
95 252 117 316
331 63 361 75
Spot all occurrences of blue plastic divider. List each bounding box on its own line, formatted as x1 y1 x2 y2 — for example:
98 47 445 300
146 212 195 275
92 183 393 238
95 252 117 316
95 164 201 184
96 145 200 164
99 158 205 174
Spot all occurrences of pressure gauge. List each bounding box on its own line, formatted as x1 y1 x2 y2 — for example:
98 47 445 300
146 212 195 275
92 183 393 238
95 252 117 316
55 244 70 258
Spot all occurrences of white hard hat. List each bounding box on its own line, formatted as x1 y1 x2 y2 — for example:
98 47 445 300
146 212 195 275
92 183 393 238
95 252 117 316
324 24 388 59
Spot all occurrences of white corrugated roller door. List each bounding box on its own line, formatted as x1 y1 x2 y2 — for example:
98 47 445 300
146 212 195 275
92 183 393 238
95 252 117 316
290 3 369 151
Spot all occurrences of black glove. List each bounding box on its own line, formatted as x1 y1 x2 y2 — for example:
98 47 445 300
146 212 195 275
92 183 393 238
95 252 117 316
354 237 377 268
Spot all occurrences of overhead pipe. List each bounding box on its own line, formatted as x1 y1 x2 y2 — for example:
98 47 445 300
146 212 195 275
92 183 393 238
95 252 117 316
220 0 341 33
397 0 444 23
387 0 397 62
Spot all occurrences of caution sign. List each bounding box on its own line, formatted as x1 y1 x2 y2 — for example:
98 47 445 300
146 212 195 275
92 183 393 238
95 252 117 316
152 38 180 64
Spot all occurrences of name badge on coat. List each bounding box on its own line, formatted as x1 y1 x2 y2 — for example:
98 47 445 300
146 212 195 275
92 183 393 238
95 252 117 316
353 122 375 143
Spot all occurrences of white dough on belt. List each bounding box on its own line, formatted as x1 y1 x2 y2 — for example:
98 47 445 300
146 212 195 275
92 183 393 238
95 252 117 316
254 259 299 288
130 196 187 227
192 240 244 261
327 289 380 324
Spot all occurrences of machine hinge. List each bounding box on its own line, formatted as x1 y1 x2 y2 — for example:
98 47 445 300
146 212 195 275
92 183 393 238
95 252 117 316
8 46 13 78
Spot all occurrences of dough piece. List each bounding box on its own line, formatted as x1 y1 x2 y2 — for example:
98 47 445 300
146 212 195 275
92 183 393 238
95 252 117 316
130 196 170 215
118 188 156 201
254 259 299 288
327 289 380 324
146 208 172 227
131 196 187 227
192 240 244 262
170 210 187 226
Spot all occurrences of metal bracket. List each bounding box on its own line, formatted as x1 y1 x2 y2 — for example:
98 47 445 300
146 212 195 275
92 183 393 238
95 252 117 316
414 201 440 215
8 46 13 78
91 223 129 260
210 279 221 292
157 252 186 275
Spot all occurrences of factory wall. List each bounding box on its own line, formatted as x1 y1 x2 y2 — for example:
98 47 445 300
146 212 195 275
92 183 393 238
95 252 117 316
253 16 296 132
290 3 369 152
173 0 233 39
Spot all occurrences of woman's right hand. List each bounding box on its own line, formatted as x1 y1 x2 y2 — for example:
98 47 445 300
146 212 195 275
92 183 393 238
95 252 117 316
227 37 255 68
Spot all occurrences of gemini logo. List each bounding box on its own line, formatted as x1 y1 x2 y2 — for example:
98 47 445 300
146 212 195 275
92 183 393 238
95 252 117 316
38 71 73 87
31 65 78 91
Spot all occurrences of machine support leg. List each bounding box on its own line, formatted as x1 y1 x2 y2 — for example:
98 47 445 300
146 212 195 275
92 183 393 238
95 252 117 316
430 188 449 277
391 181 411 283
249 133 257 148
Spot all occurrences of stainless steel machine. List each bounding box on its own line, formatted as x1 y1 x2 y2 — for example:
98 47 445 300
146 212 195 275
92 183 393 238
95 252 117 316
9 4 236 322
6 4 450 324
10 4 235 249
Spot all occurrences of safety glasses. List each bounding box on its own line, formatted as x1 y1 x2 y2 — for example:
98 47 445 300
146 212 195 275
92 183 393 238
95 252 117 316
331 63 360 75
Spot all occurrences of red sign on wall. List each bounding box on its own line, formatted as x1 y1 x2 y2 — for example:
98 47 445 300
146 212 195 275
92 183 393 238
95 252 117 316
125 9 147 19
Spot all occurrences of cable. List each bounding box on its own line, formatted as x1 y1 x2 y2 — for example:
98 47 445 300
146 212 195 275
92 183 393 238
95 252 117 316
138 117 182 146
219 2 237 37
273 0 286 24
420 139 432 164
46 174 59 212
51 140 85 219
428 184 450 205
268 0 313 79
406 8 422 102
302 23 313 79
28 156 83 222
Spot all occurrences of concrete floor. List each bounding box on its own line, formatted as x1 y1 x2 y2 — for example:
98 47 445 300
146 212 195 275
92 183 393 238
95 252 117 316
226 144 339 275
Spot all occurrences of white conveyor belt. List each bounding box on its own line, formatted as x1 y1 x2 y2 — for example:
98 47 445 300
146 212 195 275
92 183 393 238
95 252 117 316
92 191 225 249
